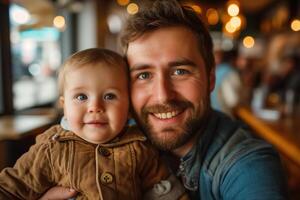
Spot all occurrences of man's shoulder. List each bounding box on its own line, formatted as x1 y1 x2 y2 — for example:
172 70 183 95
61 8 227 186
205 114 275 173
213 127 273 160
203 115 286 199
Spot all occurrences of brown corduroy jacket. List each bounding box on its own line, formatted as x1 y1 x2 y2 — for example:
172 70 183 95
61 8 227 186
0 125 182 200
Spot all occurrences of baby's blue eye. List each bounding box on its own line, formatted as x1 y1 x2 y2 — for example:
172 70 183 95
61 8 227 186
104 93 116 100
76 94 88 101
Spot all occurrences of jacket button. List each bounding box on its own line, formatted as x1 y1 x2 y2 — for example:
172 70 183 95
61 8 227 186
99 147 111 157
101 172 113 184
51 134 59 141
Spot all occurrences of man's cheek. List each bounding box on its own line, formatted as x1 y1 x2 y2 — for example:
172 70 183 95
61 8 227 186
132 100 143 116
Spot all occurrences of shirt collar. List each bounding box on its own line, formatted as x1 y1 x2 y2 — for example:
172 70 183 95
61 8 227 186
177 111 219 191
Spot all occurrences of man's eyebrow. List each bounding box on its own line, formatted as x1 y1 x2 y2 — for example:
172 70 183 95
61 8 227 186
129 64 150 72
129 59 197 72
168 59 197 67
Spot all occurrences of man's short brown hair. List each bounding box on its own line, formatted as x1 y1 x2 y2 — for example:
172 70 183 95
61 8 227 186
120 0 215 74
58 48 127 95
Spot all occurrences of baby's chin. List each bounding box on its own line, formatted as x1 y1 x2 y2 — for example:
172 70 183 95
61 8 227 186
73 132 112 145
69 126 116 144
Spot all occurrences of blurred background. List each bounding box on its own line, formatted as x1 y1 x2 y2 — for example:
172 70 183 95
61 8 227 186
0 0 300 198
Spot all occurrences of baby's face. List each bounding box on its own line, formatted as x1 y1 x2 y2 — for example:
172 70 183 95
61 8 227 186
61 63 129 144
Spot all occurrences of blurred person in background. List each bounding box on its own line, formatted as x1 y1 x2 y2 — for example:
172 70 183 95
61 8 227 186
260 48 300 116
211 47 242 117
251 32 300 117
236 40 265 105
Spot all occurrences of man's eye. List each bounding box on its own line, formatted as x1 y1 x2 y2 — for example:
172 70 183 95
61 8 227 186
137 72 150 80
104 93 116 100
76 94 88 101
174 69 189 75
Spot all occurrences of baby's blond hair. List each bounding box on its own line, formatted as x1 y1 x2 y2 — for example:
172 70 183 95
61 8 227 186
58 48 127 96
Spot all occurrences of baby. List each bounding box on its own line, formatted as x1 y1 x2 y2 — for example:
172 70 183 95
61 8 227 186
0 48 188 200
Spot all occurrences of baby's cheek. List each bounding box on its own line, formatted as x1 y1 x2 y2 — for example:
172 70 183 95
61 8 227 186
67 115 83 131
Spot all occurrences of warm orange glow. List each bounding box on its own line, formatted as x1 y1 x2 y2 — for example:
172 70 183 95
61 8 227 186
243 36 255 48
191 5 202 14
53 16 65 29
227 3 239 17
225 21 236 33
261 20 272 33
221 14 230 23
291 19 300 31
230 16 241 29
206 8 219 25
127 3 139 15
239 14 247 29
117 0 130 6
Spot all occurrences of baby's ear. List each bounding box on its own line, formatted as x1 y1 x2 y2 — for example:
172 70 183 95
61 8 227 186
59 96 65 108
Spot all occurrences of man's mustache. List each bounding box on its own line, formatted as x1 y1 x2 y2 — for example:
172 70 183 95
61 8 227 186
141 100 193 114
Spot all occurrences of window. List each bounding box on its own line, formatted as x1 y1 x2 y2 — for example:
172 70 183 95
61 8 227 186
10 3 61 110
1 0 99 114
0 1 13 115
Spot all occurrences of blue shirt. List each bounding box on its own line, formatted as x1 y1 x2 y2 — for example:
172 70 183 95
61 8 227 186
177 111 287 200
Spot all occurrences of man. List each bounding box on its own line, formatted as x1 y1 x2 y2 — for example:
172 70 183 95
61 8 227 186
41 0 287 199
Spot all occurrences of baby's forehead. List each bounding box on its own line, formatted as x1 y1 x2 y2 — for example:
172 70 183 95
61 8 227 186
92 60 126 70
66 61 125 73
64 63 128 85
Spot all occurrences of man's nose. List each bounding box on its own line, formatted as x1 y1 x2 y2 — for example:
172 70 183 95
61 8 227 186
88 99 104 113
153 76 175 103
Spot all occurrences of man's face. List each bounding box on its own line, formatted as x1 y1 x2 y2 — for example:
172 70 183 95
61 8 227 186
127 26 215 153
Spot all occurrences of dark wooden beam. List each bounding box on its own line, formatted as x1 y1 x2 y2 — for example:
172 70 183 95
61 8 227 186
95 0 109 47
0 0 13 115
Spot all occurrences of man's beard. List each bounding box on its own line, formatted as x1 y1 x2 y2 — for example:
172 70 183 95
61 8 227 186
132 97 210 151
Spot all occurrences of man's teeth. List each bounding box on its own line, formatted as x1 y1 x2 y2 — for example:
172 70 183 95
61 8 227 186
153 111 179 119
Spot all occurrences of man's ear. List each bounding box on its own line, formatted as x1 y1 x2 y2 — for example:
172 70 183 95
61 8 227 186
209 67 216 92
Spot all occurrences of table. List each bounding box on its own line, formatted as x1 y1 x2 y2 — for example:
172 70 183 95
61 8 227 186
0 109 58 169
0 115 56 140
236 106 300 167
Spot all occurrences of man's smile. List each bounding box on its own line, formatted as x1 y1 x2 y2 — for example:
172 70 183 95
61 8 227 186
152 109 182 119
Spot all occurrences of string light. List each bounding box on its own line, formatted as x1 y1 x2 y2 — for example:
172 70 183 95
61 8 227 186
127 3 139 15
206 8 219 25
291 19 300 31
243 36 255 48
230 16 241 29
117 0 130 6
227 3 239 17
53 16 65 30
225 21 236 33
191 5 202 14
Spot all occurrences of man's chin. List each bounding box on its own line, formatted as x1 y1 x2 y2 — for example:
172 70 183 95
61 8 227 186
145 128 190 151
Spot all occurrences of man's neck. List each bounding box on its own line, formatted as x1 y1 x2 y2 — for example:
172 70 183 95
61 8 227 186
172 134 198 157
171 110 213 158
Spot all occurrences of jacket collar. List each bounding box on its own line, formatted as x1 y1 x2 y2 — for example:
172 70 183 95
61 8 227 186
54 125 147 147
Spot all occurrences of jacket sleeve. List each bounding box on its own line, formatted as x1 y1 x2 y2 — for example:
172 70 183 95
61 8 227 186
0 140 55 200
136 142 189 200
